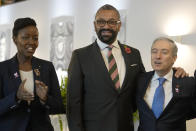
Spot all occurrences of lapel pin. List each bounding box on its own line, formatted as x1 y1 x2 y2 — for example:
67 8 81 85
175 85 180 93
34 69 40 77
14 72 19 78
124 45 131 54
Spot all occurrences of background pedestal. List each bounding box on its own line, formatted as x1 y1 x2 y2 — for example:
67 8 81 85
50 114 69 131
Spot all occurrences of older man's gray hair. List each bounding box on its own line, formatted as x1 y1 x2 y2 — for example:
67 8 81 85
152 37 178 56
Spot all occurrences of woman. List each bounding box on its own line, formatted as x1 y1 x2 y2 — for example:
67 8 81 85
0 17 63 131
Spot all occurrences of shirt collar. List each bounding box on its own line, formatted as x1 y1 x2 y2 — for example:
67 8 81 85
96 38 119 51
152 69 173 82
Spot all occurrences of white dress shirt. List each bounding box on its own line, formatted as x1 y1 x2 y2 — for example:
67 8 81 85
97 39 126 88
144 69 173 109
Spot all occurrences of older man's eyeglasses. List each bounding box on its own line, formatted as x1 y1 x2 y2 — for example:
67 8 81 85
95 20 121 27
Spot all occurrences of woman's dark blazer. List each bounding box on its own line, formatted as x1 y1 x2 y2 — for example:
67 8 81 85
0 55 63 131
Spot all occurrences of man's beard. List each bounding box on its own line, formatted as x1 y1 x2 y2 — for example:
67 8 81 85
97 29 118 45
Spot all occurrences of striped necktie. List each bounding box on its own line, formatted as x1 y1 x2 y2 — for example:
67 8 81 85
107 45 120 91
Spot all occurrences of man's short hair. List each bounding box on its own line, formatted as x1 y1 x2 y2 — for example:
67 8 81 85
95 4 120 20
152 37 178 56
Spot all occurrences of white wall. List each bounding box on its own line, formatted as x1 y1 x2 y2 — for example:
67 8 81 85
126 0 196 74
0 0 196 130
0 0 195 73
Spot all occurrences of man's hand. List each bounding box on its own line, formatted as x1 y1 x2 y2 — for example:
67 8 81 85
17 79 34 101
173 67 189 78
35 80 48 102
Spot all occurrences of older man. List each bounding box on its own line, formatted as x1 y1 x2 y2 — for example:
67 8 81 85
136 37 196 131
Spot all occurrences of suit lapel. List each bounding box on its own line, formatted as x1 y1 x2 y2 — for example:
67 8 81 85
172 73 182 97
141 72 155 98
31 57 41 81
31 57 42 97
118 42 140 92
140 71 156 118
119 43 128 90
158 71 179 119
9 55 22 91
92 42 118 93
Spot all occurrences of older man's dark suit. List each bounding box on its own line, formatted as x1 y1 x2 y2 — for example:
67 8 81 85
136 70 196 131
67 41 145 131
0 55 63 131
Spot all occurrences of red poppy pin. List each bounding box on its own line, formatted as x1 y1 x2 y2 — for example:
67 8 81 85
175 85 180 93
34 69 40 77
124 46 131 54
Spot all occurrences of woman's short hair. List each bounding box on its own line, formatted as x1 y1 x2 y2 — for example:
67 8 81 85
12 17 37 37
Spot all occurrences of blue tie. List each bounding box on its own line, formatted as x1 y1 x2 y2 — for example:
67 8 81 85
152 78 166 118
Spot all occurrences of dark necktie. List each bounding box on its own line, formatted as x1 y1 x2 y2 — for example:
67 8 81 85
152 77 166 118
107 45 120 91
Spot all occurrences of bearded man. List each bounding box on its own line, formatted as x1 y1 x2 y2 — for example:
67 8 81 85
66 4 145 131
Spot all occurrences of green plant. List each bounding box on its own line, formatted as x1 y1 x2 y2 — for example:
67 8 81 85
133 110 139 122
58 76 68 131
58 115 63 131
60 76 68 110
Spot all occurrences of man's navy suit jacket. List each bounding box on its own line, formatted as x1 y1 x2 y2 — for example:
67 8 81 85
136 70 196 131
